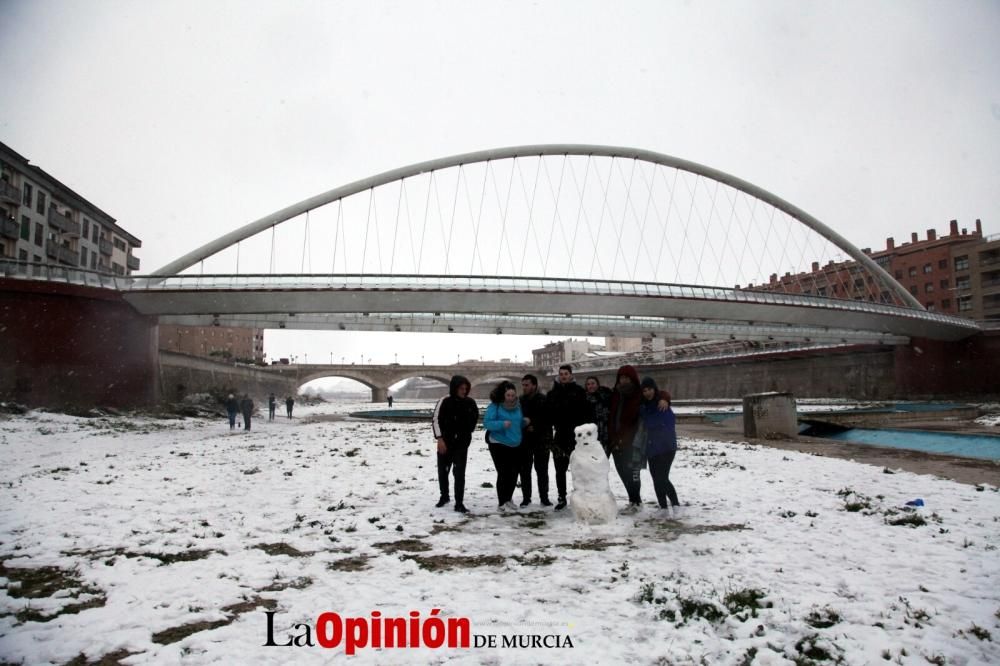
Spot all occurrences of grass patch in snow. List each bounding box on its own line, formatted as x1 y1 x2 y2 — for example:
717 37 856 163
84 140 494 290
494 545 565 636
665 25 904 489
253 542 310 557
401 553 505 571
373 538 432 554
327 555 372 571
1 562 107 624
805 606 842 628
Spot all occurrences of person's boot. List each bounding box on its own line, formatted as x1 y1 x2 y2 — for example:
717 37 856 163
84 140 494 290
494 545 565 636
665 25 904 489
454 503 469 514
554 497 567 511
435 496 449 508
540 497 552 507
519 497 531 507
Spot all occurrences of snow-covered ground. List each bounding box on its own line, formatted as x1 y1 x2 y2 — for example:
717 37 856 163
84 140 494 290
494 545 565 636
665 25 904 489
1 399 999 665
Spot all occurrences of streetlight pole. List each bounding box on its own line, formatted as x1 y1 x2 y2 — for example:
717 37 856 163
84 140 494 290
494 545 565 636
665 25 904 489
330 352 333 365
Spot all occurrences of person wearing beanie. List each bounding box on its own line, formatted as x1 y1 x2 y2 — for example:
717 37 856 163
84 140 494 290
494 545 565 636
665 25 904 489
639 376 681 517
608 365 670 512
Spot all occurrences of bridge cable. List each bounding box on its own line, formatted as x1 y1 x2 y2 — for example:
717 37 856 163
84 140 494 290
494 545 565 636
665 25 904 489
492 158 518 276
389 178 405 273
677 172 699 284
361 188 374 274
371 185 383 273
236 240 240 274
610 158 638 280
270 225 276 274
331 200 343 274
300 211 311 274
517 156 542 276
587 156 615 279
417 171 434 273
653 166 682 283
469 161 490 275
631 160 659 280
541 156 568 278
444 165 463 274
402 180 419 272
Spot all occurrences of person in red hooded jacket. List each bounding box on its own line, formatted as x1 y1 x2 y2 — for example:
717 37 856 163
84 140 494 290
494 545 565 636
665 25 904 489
607 365 670 512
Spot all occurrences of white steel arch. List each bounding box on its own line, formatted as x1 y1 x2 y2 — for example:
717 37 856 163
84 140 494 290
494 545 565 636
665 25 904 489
151 144 922 309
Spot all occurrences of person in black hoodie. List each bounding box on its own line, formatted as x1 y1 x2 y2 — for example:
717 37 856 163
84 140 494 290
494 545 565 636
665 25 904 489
546 364 590 510
239 394 254 431
431 375 479 513
584 376 613 456
518 374 552 507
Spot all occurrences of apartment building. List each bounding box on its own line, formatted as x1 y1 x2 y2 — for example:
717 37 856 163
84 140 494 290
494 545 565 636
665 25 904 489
0 141 141 274
760 219 990 318
952 232 1000 322
159 324 265 364
532 339 602 369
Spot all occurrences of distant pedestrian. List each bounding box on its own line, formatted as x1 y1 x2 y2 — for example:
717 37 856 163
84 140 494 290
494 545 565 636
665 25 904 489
268 393 277 421
638 377 680 517
225 393 239 430
387 395 394 408
240 394 254 431
285 396 294 419
431 375 479 513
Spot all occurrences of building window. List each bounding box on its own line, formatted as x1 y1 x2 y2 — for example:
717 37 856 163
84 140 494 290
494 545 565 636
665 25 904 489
925 283 934 293
81 247 88 265
894 270 902 279
941 299 951 309
938 259 948 269
83 219 90 237
92 225 99 243
923 263 932 274
113 237 126 251
958 296 972 312
909 286 918 296
956 276 971 290
926 303 935 311
955 256 969 271
940 279 949 289
908 266 917 277
20 215 30 240
33 223 43 246
112 262 124 275
90 254 97 269
22 182 32 206
18 249 27 262
36 191 46 215
854 278 864 288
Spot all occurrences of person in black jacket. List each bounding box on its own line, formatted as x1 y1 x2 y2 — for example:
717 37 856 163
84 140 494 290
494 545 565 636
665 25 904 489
518 374 552 507
225 393 239 430
584 376 613 456
431 375 479 513
546 364 590 510
239 394 254 431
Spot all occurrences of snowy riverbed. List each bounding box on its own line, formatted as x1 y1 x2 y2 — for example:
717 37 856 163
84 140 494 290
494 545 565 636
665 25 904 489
1 399 998 665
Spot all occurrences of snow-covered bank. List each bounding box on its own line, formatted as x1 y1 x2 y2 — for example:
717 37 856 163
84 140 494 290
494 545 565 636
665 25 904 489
1 402 998 665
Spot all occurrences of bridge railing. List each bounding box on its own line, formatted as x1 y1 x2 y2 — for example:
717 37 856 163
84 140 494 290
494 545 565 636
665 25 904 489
124 272 978 328
0 260 130 290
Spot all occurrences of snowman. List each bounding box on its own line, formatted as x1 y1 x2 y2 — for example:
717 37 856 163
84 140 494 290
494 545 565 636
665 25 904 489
570 423 619 524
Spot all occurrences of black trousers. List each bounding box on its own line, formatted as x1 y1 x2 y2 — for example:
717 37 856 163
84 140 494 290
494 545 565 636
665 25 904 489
611 447 641 504
242 412 252 431
488 442 521 506
268 405 276 421
553 452 572 501
517 442 550 502
647 451 679 508
437 443 469 505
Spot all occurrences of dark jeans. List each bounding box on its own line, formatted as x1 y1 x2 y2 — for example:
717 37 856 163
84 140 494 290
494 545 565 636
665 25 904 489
553 452 572 501
518 442 550 502
488 442 521 505
648 451 679 508
227 411 237 429
242 412 252 430
268 405 276 421
611 447 641 504
437 443 469 505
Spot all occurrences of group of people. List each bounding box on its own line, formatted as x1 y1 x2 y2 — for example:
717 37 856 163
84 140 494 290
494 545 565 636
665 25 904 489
431 364 681 516
225 392 296 430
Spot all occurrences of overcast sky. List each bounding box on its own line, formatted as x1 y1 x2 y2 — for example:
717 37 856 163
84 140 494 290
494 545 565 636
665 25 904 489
2 0 998 372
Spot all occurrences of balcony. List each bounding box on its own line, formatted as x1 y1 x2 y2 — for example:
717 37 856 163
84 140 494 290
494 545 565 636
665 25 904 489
45 241 79 266
98 238 113 256
1 214 18 240
127 254 140 271
48 208 81 236
979 255 1000 269
0 180 19 204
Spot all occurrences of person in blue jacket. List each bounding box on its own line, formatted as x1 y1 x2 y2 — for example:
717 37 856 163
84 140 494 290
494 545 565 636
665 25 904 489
638 376 682 516
484 380 525 512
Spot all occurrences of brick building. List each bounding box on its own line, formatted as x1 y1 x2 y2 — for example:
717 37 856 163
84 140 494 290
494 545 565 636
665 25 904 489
159 325 265 363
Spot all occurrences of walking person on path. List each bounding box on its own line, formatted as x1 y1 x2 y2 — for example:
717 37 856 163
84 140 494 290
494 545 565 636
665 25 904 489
240 394 254 431
285 396 294 419
225 393 239 430
268 393 277 421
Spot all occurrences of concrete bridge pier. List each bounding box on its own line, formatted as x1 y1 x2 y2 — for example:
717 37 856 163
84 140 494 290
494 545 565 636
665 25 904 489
371 386 388 403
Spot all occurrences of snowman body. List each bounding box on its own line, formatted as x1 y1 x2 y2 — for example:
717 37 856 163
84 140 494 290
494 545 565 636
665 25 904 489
569 423 619 524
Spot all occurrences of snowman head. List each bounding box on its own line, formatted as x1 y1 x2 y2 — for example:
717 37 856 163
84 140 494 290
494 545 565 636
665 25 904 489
574 423 598 446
